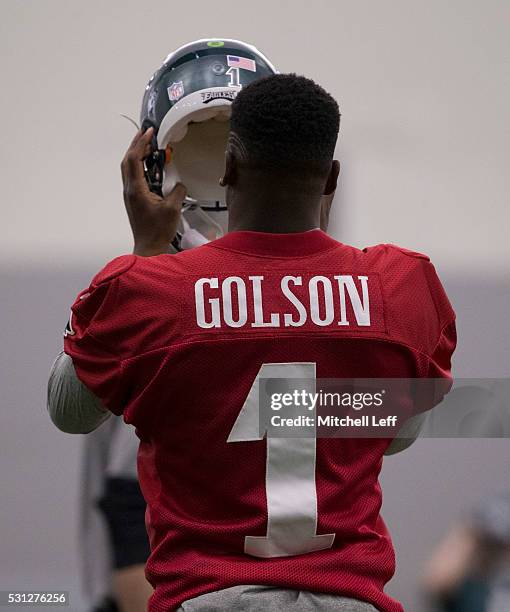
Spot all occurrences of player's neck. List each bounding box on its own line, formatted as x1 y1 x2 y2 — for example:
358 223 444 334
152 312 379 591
228 195 322 234
228 214 321 234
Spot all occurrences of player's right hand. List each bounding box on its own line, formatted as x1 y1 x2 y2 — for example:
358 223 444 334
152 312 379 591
121 127 187 257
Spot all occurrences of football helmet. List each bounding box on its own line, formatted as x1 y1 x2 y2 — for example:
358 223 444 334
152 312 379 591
140 38 277 211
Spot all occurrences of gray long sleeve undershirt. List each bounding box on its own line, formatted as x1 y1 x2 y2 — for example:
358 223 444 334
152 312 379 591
47 351 111 433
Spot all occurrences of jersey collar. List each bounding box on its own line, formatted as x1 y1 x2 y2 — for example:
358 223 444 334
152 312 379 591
207 229 340 257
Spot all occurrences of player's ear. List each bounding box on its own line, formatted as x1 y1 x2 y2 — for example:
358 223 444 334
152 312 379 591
219 150 238 187
323 160 340 196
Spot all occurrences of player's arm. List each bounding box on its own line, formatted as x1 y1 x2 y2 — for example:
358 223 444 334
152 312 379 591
384 411 428 455
47 128 187 433
47 263 131 428
47 351 110 433
385 254 457 455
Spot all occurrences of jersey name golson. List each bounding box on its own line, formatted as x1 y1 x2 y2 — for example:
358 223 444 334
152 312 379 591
194 274 371 329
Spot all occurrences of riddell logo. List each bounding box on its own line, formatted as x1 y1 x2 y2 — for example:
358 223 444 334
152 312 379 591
201 90 238 103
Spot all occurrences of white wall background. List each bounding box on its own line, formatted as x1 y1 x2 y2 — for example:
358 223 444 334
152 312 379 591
1 0 509 272
1 1 509 611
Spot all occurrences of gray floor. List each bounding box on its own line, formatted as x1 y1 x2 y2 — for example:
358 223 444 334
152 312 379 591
0 264 508 611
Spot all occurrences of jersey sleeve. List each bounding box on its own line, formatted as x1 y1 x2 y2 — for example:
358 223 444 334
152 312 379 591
421 258 457 377
379 244 457 375
63 255 137 416
427 319 457 378
417 259 457 417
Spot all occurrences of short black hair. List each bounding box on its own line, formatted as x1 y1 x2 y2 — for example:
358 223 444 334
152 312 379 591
230 73 340 171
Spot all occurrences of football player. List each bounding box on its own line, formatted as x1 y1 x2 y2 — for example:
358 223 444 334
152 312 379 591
49 70 456 611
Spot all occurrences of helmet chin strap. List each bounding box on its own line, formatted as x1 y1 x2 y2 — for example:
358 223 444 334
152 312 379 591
172 203 224 251
180 216 210 250
161 161 181 198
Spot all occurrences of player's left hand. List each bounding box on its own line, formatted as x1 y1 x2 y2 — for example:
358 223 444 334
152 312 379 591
121 127 187 257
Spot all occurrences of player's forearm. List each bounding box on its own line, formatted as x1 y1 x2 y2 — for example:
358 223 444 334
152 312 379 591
47 351 111 433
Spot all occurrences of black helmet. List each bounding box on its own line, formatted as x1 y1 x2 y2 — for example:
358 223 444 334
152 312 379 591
140 38 277 210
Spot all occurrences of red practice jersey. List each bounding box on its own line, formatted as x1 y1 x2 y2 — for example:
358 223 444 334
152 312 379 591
65 230 456 612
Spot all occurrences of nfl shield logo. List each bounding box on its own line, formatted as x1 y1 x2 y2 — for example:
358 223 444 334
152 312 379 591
168 81 184 102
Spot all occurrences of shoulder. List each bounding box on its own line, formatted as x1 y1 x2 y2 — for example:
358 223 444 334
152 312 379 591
90 252 191 292
363 243 455 337
362 243 448 302
361 243 437 285
362 242 431 262
90 254 137 287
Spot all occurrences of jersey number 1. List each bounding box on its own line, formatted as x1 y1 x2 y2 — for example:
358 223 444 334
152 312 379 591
228 362 335 558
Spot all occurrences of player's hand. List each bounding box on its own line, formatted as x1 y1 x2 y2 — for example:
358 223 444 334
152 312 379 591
121 127 187 257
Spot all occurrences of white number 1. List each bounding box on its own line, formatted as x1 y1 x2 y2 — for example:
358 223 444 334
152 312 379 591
228 363 335 558
226 66 241 87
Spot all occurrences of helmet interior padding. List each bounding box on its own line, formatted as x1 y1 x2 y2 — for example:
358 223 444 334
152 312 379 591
163 118 230 202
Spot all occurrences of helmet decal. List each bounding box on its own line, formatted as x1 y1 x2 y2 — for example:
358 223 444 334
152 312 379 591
168 81 185 102
201 90 238 103
226 55 257 72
